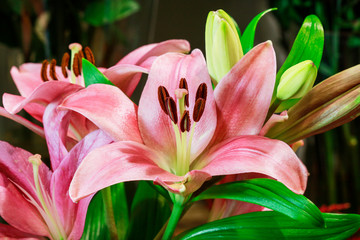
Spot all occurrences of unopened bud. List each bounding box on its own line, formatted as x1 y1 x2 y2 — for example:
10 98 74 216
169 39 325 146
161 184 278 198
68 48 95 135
205 9 243 84
277 60 317 101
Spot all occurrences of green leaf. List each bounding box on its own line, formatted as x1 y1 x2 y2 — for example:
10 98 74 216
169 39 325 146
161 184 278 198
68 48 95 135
81 192 110 240
241 8 277 54
192 178 324 227
81 183 129 240
126 181 171 240
82 58 115 87
273 15 324 99
174 212 360 240
84 0 139 26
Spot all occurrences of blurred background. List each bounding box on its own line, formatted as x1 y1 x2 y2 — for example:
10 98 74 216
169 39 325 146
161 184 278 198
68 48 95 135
0 0 360 218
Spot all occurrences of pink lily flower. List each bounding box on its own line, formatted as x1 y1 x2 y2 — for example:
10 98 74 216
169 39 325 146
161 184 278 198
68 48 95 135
61 42 308 202
0 100 113 239
0 40 190 141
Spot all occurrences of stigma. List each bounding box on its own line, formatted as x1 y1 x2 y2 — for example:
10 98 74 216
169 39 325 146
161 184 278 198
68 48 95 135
158 78 207 176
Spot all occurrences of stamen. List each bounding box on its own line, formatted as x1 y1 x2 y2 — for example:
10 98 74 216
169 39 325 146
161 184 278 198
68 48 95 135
49 59 58 80
41 60 49 82
61 52 70 78
166 97 178 124
193 98 206 122
180 110 191 132
158 86 170 114
84 46 95 65
179 78 189 107
73 53 81 77
196 83 207 101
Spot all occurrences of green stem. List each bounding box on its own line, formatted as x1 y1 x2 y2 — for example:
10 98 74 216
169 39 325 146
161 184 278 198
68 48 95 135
101 187 119 240
162 198 185 240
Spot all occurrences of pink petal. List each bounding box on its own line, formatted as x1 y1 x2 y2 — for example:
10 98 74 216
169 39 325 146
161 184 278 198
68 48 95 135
59 84 142 143
43 100 70 170
10 64 43 98
117 39 191 67
0 107 44 137
0 223 41 239
212 41 276 143
196 135 308 194
69 141 183 202
103 64 148 96
3 81 82 115
0 141 52 198
51 130 113 238
138 49 216 162
0 174 49 237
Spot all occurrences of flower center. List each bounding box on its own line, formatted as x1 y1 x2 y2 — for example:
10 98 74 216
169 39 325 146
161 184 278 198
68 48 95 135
158 78 207 176
40 43 95 85
27 154 67 239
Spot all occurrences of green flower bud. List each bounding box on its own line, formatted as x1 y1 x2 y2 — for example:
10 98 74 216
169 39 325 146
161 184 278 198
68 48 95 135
277 60 318 101
205 9 243 84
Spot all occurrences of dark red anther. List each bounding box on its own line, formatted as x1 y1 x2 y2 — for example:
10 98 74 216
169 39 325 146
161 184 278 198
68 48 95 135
61 52 70 78
195 83 207 101
40 60 49 82
84 46 95 65
193 98 206 122
179 78 189 107
49 59 58 80
166 97 178 124
73 53 81 77
158 86 170 114
180 110 191 132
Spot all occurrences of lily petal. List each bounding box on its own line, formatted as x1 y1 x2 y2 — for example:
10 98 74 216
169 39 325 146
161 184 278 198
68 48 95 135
3 81 82 115
0 223 42 239
43 100 70 170
0 175 49 237
212 41 276 143
138 49 216 161
59 84 142 143
10 64 43 98
196 135 308 194
0 141 52 197
69 141 183 202
117 39 191 67
103 64 149 96
0 107 44 137
51 130 113 238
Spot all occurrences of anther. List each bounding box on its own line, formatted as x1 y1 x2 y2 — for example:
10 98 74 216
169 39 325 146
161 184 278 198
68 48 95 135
49 59 58 80
73 53 82 77
84 46 95 65
61 52 70 78
41 60 49 82
158 86 170 114
179 78 189 107
195 83 207 101
166 97 178 124
180 110 191 132
193 98 206 122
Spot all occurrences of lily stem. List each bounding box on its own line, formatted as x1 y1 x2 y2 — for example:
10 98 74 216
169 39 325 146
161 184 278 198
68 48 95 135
162 197 185 240
101 186 119 240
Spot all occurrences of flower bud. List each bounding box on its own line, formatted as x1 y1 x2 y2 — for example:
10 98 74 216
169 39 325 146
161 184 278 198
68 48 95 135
205 9 243 84
277 60 317 101
266 65 360 144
